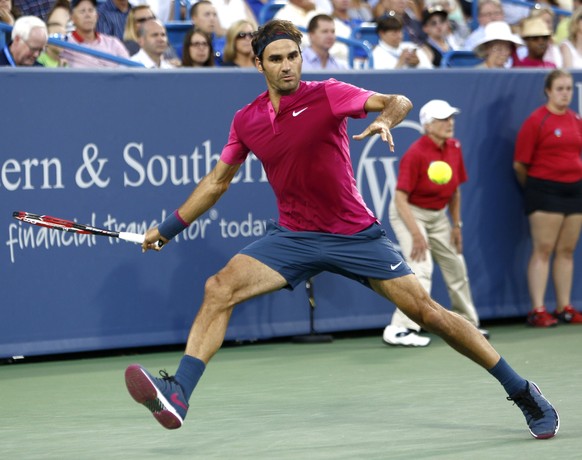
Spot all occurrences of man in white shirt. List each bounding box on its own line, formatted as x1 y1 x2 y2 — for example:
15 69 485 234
373 15 433 69
131 19 174 68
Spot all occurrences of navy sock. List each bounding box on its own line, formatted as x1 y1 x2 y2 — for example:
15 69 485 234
488 357 527 397
174 355 206 401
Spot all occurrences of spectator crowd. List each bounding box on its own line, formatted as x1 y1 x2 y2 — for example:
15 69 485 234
1 0 582 69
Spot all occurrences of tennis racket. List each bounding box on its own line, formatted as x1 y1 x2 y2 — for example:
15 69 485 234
12 211 146 245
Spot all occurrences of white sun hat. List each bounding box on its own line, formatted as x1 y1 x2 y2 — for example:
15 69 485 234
419 100 460 126
473 21 523 57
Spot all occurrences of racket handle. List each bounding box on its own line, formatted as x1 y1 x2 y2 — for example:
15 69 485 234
119 232 145 244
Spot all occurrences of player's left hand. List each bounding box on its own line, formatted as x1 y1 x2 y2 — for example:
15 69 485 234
352 122 395 152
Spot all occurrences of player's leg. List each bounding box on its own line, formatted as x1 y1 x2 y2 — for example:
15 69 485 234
184 253 288 362
370 275 496 367
369 274 559 439
125 254 287 429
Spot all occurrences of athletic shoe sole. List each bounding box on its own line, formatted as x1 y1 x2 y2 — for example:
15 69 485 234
125 364 184 430
528 382 560 439
382 337 430 347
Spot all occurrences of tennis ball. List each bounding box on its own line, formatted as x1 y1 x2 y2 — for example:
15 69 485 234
427 161 453 185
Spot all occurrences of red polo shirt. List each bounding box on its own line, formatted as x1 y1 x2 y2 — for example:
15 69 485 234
397 135 468 210
514 106 582 183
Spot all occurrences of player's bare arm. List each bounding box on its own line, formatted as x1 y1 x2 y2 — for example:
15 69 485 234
352 94 413 152
142 160 241 251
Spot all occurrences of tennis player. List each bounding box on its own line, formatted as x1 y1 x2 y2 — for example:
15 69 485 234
125 19 559 439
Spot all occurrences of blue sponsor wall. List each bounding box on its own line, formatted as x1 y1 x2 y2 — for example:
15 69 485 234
2 68 581 358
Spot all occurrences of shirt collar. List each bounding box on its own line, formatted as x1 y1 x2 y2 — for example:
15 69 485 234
72 30 101 43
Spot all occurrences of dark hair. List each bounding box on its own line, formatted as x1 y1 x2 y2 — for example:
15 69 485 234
190 0 212 19
47 0 71 20
252 19 302 61
307 14 334 33
182 27 215 67
376 15 403 34
544 69 572 95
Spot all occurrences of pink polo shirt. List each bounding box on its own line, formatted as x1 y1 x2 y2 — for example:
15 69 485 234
220 79 377 234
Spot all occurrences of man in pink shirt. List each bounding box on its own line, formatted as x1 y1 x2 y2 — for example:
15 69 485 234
124 20 559 441
60 0 130 68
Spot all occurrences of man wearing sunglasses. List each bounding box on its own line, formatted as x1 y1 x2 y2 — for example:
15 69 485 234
0 15 48 67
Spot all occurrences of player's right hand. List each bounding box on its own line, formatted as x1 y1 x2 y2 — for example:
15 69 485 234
142 227 168 253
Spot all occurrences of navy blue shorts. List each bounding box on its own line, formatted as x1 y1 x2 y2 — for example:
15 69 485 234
239 221 413 290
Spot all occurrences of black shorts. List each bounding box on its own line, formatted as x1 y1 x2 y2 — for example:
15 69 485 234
524 176 582 215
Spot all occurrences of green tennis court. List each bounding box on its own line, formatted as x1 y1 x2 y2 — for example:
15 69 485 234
2 323 579 459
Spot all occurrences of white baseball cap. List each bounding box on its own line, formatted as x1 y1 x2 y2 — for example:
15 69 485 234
419 100 460 126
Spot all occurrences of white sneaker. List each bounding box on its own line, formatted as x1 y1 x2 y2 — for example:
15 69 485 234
382 325 431 347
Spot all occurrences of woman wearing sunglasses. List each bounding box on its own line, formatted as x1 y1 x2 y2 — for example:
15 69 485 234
221 19 255 67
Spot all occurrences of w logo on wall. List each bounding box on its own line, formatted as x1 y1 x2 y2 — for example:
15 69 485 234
354 120 423 219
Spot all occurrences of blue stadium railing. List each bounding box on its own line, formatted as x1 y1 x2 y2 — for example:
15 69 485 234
0 22 144 67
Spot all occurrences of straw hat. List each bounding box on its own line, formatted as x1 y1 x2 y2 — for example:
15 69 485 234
473 21 523 57
520 16 552 38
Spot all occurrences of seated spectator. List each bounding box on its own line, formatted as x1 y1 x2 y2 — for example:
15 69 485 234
373 0 426 45
348 0 373 22
373 15 433 69
275 0 323 32
463 0 505 51
330 0 356 65
131 18 174 68
97 0 131 41
0 0 18 45
0 0 18 26
422 5 459 67
132 0 172 22
528 5 564 69
45 0 71 28
555 0 582 44
501 0 531 26
513 16 556 68
13 0 51 22
181 27 215 67
473 20 522 68
123 5 156 55
302 13 347 70
190 0 225 64
60 0 130 68
427 0 470 46
560 7 582 68
0 15 47 66
210 0 257 32
38 20 68 66
221 19 255 67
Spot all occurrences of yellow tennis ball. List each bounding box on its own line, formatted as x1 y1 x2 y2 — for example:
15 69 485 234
427 161 453 185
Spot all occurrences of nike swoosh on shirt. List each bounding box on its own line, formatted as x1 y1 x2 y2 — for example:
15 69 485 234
390 261 403 270
292 107 308 117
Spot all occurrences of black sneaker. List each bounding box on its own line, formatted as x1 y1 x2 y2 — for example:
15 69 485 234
507 381 559 439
